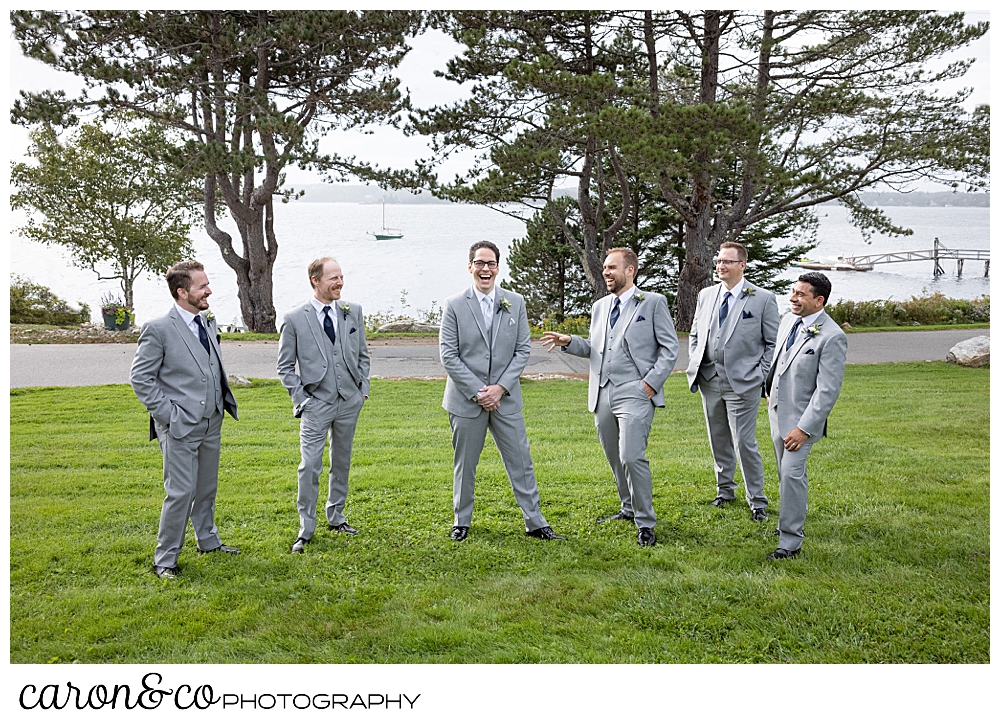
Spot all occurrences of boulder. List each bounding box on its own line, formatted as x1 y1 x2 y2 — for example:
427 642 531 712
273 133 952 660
945 336 990 368
227 374 253 387
377 320 440 334
840 322 852 330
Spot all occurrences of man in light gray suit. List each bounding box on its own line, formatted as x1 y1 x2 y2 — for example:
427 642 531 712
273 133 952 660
130 260 240 580
541 248 679 547
686 241 779 522
765 272 847 560
440 240 564 542
277 257 370 554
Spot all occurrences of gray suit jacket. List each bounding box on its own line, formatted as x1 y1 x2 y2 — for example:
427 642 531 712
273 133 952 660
130 307 238 441
564 289 679 412
277 301 371 418
686 282 780 397
765 309 847 438
440 287 531 418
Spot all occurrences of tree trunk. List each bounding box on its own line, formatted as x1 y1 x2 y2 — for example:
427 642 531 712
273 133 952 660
672 10 724 332
203 176 278 332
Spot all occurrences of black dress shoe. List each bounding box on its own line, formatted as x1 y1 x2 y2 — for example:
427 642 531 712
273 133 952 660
153 565 179 579
199 544 241 554
637 527 656 546
328 522 358 535
526 526 566 540
767 547 800 560
290 537 309 554
596 510 635 524
751 508 769 523
450 526 469 542
709 496 734 507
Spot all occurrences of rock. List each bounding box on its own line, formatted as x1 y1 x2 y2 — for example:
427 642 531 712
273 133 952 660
840 322 852 330
227 374 253 387
945 336 990 368
376 320 440 334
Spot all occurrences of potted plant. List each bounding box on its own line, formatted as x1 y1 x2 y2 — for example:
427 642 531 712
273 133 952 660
100 292 134 331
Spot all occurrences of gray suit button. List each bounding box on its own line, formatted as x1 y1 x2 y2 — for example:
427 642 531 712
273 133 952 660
200 400 205 405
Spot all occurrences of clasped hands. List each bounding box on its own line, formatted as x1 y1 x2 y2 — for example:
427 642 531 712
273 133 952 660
476 384 505 412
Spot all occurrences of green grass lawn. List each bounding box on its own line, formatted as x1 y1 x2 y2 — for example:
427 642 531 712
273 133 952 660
9 363 989 663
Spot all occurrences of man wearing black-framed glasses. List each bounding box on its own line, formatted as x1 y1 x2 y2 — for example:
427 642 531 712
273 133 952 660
439 240 564 543
686 241 779 524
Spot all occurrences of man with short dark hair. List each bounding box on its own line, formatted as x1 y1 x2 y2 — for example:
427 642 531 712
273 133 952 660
686 241 779 521
440 241 564 542
541 248 679 547
278 257 370 554
131 260 240 579
764 272 847 560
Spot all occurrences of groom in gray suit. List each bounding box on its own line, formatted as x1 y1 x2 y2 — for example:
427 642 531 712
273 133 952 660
130 260 240 579
765 272 847 560
541 248 679 546
277 257 370 554
440 240 564 542
686 242 779 522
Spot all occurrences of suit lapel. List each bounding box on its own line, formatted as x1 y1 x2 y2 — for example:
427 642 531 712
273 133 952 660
465 289 491 346
591 295 609 352
780 316 810 371
616 289 641 336
169 309 210 375
490 294 504 348
304 304 329 363
336 303 349 350
722 286 751 345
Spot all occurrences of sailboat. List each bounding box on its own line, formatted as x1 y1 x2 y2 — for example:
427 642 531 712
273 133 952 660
370 200 403 240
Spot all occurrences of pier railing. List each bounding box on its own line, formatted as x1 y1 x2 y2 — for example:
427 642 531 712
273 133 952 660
843 238 989 277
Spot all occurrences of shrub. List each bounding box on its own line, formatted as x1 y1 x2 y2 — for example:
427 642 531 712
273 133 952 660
826 292 990 327
10 275 90 325
531 315 592 337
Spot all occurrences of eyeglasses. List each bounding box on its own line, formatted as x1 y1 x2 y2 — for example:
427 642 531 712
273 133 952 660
714 258 744 266
472 260 498 269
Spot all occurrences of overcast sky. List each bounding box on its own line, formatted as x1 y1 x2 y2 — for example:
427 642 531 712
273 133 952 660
5 12 991 190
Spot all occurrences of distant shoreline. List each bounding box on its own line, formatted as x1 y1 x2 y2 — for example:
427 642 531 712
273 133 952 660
289 184 990 207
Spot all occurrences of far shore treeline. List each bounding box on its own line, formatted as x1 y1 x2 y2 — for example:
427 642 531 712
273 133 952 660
290 186 991 208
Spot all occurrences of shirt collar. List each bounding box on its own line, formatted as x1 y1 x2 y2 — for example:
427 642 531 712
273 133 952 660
311 296 334 314
614 285 636 307
174 302 198 326
721 278 745 299
474 288 495 306
797 309 824 327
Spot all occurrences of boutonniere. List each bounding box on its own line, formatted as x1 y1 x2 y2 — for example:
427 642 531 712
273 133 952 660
202 310 215 323
339 302 351 320
741 286 756 298
499 296 511 313
635 292 645 304
806 323 821 338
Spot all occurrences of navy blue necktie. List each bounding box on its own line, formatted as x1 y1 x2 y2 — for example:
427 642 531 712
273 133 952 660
719 291 732 326
322 305 336 346
609 297 621 329
193 315 210 355
785 318 803 351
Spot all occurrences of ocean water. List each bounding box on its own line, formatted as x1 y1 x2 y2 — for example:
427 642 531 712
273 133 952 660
8 202 990 327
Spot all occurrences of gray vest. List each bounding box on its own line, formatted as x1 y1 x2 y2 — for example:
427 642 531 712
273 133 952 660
311 327 359 404
599 307 642 387
700 289 738 381
194 338 223 418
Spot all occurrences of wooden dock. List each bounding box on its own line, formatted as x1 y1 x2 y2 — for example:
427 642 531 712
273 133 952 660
843 238 989 277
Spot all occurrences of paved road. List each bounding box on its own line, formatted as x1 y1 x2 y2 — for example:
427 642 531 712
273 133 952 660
8 328 989 388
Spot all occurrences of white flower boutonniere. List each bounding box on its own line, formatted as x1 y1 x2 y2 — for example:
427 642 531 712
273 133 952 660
340 302 351 320
635 292 645 304
203 310 215 323
742 286 756 298
499 296 511 313
806 323 822 338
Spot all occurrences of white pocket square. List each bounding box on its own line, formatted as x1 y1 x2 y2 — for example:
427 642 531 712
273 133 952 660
508 318 514 325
